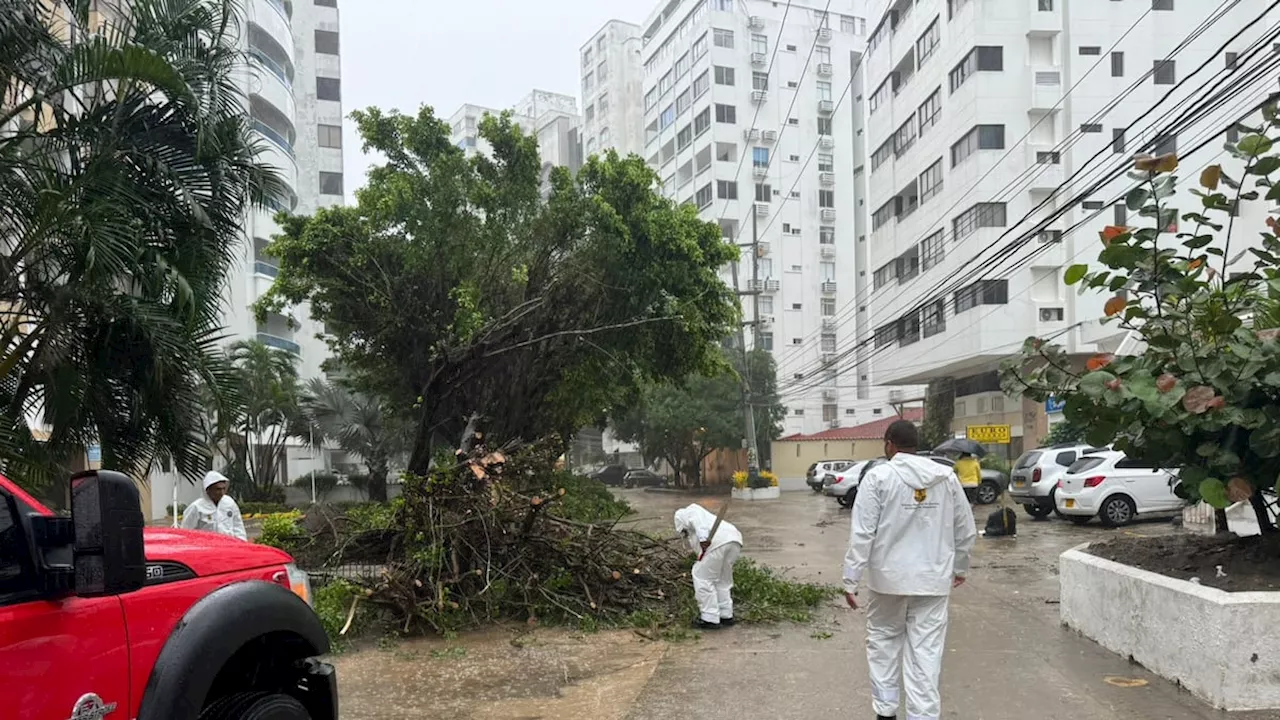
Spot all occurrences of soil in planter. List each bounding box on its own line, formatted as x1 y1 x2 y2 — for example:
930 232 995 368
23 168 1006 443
1088 533 1280 592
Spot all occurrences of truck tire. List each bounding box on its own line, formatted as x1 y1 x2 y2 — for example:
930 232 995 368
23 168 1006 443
200 692 311 720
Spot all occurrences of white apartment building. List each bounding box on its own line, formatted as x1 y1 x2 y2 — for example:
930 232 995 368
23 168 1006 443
860 0 1275 451
581 20 647 157
639 0 901 436
447 90 584 177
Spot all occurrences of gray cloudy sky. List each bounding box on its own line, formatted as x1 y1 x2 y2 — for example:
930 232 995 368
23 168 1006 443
340 0 646 199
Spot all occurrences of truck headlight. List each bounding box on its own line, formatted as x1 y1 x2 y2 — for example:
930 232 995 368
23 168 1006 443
274 563 313 607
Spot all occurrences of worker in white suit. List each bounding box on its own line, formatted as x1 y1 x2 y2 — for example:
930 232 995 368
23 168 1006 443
674 503 743 630
843 420 977 720
181 470 248 541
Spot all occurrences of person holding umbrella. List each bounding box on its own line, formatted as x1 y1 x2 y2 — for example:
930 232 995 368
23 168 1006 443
935 438 985 503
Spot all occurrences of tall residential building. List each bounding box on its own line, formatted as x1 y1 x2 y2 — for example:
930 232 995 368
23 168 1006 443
581 20 646 157
860 0 1274 452
639 0 892 436
447 90 583 177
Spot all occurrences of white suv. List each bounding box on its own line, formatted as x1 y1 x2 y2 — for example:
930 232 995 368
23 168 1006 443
1009 444 1107 518
1055 450 1182 527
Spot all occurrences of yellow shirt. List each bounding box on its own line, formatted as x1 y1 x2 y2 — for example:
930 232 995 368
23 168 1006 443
954 457 982 488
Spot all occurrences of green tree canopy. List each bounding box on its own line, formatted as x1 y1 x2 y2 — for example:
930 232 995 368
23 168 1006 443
260 108 739 471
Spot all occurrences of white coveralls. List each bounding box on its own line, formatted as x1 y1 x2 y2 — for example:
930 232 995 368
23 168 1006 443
674 504 743 624
842 453 977 720
181 471 248 541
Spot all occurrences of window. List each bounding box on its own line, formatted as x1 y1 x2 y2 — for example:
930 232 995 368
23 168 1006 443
676 89 692 115
696 183 713 208
950 124 1004 166
949 46 1002 92
1226 52 1238 70
753 147 770 167
319 171 343 195
841 14 858 33
817 81 833 101
1082 201 1105 211
315 0 337 5
752 33 768 54
599 61 609 82
1152 133 1177 156
753 72 769 91
821 335 837 354
318 124 342 149
1112 128 1127 153
717 180 738 199
916 18 940 66
314 30 340 55
819 190 835 208
817 117 833 135
821 297 836 315
872 201 895 231
716 142 737 162
1111 51 1125 77
714 28 734 48
917 88 941 136
693 33 708 60
919 158 944 202
870 77 892 113
759 332 774 351
692 70 710 98
677 125 693 150
715 66 735 85
755 183 771 201
759 296 774 314
816 45 831 64
893 117 917 157
316 76 341 101
952 202 1007 240
695 108 712 135
673 53 688 79
921 229 945 269
820 226 835 244
1054 451 1078 467
645 88 658 111
1114 203 1127 226
817 153 833 172
1078 46 1101 56
871 140 893 171
583 48 593 68
1080 123 1102 133
660 104 675 129
1038 0 1053 8
715 104 737 123
954 279 1009 312
598 93 610 115
0 495 35 597
1153 59 1176 85
583 72 595 93
659 71 673 95
1152 0 1173 9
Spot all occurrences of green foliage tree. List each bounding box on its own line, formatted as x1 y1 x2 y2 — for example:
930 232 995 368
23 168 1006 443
1043 419 1089 446
919 378 955 450
1001 106 1280 537
301 379 409 502
259 108 738 470
0 0 280 488
612 348 783 486
227 340 305 498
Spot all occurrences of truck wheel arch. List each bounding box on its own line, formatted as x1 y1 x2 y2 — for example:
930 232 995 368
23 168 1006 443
137 579 330 720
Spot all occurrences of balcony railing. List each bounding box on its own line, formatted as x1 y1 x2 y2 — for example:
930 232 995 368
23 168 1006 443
252 120 296 158
264 0 291 20
257 332 300 354
249 49 292 88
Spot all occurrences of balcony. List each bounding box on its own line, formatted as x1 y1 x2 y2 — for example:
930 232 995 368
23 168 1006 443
751 52 767 66
1027 145 1065 190
751 90 769 104
820 244 836 258
758 314 774 326
253 120 295 158
257 332 300 355
820 352 837 365
816 26 832 41
752 164 768 179
819 172 835 186
823 388 838 401
817 63 833 77
749 15 764 28
1029 0 1064 35
762 130 778 143
1030 68 1063 110
820 208 836 221
821 281 837 294
249 0 293 62
764 279 781 292
818 135 834 149
822 317 838 330
747 278 764 292
754 202 769 217
249 53 297 121
817 99 834 114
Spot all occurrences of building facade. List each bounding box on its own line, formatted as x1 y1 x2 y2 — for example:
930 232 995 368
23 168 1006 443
638 0 900 436
860 0 1275 451
446 90 583 177
581 20 647 158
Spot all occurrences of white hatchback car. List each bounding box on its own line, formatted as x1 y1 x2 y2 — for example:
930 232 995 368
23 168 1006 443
1055 450 1182 527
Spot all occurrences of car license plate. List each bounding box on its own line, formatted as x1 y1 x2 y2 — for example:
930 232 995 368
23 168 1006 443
1065 499 1076 508
1014 480 1026 488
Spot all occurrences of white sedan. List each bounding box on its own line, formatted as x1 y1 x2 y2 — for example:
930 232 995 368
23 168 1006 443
1055 450 1182 527
823 459 884 508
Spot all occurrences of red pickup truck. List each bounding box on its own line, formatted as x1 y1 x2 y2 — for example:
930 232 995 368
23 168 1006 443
0 470 338 720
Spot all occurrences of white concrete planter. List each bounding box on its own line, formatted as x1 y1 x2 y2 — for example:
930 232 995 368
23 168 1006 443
1060 544 1280 711
731 486 780 501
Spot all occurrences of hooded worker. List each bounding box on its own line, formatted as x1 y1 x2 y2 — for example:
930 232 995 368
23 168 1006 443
674 503 743 630
181 470 248 541
842 419 977 720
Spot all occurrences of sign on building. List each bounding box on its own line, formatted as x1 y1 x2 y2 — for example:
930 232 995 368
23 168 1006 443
1045 396 1066 414
966 424 1011 444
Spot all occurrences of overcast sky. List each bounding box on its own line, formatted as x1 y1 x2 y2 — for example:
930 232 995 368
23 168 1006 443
340 0 646 200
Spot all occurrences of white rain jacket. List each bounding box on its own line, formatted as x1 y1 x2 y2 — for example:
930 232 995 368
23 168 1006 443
674 503 742 555
181 471 248 541
843 453 977 596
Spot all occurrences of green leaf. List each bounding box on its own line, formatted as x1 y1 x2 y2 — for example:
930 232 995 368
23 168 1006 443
1238 134 1274 156
1252 156 1280 175
1183 234 1214 249
1079 370 1117 399
1250 427 1280 458
1199 478 1229 509
1064 264 1089 285
1125 186 1150 211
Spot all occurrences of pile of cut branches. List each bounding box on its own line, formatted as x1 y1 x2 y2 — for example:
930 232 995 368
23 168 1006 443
299 432 694 634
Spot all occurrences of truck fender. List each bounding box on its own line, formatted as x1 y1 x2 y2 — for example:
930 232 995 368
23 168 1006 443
137 579 330 720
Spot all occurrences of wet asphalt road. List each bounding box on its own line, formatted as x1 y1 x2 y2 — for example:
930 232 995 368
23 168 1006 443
333 489 1272 719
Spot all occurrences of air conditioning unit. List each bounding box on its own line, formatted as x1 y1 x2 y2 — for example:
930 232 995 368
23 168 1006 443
818 135 834 148
756 241 770 256
764 279 781 292
817 62 833 76
889 389 905 403
748 15 765 29
1040 307 1066 322
821 353 837 365
820 208 837 221
816 26 832 41
747 279 765 291
752 165 768 178
754 201 769 217
817 99 835 114
821 280 838 294
758 314 774 327
744 128 761 141
751 52 767 66
823 389 838 401
819 172 835 186
822 317 837 330
762 130 779 143
751 90 769 103
820 245 836 258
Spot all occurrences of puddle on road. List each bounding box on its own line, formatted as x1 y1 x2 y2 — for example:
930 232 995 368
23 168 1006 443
334 627 669 720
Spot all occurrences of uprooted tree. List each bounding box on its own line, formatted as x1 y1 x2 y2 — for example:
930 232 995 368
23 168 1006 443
258 108 740 473
1001 106 1280 540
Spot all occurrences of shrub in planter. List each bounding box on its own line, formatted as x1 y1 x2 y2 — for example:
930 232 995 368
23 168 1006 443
733 470 779 490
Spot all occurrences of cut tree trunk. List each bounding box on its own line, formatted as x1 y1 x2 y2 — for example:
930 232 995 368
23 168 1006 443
1214 508 1230 535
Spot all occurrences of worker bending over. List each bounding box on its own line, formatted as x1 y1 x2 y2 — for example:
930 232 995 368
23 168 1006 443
674 503 743 630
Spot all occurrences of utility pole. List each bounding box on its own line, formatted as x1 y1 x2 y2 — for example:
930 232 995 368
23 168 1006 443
731 214 762 486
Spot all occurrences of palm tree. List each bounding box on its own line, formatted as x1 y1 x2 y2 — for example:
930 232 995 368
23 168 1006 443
227 340 304 497
0 0 282 488
301 379 408 502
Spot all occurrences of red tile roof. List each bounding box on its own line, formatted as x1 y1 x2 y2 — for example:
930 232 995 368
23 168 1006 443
778 408 925 442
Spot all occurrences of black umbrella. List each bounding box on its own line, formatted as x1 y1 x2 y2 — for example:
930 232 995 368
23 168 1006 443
934 437 987 457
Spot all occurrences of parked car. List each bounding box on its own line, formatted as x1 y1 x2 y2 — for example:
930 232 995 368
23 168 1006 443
919 453 1007 505
1009 444 1108 518
590 465 632 487
623 469 665 488
823 459 884 508
806 460 856 492
1055 450 1182 526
